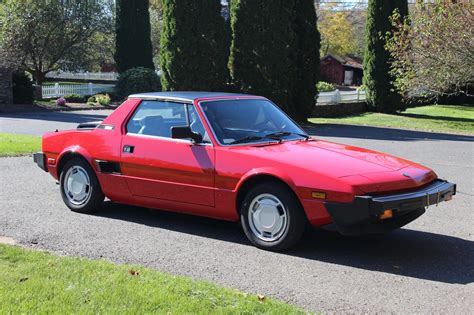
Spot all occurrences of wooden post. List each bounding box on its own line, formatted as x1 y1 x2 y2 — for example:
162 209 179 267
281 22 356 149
54 83 59 97
334 89 341 104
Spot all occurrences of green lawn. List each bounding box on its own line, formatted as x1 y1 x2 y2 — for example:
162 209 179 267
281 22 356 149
309 105 474 135
0 133 41 157
0 244 304 314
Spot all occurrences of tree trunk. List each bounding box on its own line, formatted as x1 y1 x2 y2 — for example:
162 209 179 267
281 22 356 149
31 69 46 85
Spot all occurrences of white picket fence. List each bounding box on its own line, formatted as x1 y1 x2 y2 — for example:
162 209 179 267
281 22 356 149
46 70 163 82
316 89 366 105
42 83 115 98
46 71 118 81
42 82 366 105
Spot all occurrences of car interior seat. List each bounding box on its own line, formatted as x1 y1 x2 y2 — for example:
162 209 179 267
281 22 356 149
139 115 170 137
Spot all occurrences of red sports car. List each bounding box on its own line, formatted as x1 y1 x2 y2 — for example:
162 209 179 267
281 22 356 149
34 92 456 251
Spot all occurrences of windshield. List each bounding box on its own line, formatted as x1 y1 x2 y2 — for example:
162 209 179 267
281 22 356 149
199 99 308 145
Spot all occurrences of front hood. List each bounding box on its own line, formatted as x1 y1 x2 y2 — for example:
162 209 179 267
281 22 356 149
242 139 418 176
232 139 435 193
302 140 437 193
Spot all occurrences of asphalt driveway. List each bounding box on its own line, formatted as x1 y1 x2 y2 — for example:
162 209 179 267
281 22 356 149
0 110 473 313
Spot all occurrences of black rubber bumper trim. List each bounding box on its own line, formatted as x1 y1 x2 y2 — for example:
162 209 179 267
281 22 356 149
33 152 48 172
325 179 456 235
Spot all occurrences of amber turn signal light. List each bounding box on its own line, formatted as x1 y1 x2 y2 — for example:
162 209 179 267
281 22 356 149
379 209 393 220
311 191 327 199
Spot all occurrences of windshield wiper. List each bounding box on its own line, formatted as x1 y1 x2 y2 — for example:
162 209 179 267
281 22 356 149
229 132 309 145
264 131 310 140
229 134 284 145
229 135 266 145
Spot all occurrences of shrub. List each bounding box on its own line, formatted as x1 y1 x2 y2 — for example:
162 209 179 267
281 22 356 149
363 0 408 113
87 95 96 104
160 0 229 91
293 0 321 122
115 0 154 73
56 97 66 106
63 93 86 103
317 81 336 92
97 91 119 101
229 0 297 117
12 71 34 104
229 0 320 122
116 67 161 99
95 94 111 106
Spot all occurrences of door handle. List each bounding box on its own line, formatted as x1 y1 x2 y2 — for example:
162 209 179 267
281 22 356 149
123 145 134 153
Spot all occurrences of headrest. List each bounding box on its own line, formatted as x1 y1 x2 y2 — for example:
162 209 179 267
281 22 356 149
140 115 164 126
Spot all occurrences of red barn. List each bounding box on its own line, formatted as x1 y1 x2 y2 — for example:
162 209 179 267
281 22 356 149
320 54 363 86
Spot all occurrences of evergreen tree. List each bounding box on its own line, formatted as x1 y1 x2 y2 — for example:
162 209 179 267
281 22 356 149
115 0 155 73
229 0 298 117
363 0 408 113
160 0 229 91
293 0 321 122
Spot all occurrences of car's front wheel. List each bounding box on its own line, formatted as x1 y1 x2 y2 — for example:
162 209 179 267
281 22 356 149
60 158 104 214
240 182 306 251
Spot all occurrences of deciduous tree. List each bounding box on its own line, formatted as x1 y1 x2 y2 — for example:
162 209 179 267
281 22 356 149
0 0 113 84
387 2 473 101
318 4 357 57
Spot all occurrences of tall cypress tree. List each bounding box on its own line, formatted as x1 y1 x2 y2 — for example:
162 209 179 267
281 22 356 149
115 0 154 73
160 0 229 91
229 0 297 117
293 0 320 122
363 0 408 113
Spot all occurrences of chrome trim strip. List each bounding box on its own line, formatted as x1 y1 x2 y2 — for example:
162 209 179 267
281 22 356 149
126 132 213 146
128 96 193 103
97 124 115 131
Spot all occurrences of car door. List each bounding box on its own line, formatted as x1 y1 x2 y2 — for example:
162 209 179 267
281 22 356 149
120 100 215 207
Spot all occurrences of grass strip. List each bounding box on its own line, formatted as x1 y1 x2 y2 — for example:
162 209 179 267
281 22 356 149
0 133 41 157
310 105 474 135
0 244 305 314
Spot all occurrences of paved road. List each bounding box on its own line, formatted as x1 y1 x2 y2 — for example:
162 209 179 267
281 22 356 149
1 110 473 313
0 110 112 135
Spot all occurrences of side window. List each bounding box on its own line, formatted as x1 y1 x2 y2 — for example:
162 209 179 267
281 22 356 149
127 100 187 138
187 105 211 143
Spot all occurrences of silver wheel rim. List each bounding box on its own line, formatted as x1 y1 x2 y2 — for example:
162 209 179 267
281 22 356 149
248 193 289 242
63 165 91 206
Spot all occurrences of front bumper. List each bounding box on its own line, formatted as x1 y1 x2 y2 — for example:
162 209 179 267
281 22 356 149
33 152 48 172
325 179 456 235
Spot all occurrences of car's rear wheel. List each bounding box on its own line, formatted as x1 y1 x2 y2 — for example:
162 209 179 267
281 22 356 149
60 158 104 214
240 182 306 251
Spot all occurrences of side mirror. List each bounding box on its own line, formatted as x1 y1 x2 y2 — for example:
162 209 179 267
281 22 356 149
171 126 203 143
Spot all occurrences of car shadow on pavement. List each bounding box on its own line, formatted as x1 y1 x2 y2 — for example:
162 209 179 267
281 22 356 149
292 228 474 285
97 201 474 285
98 201 248 245
304 123 474 142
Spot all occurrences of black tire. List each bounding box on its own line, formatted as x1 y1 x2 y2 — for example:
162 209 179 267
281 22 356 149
60 157 104 214
240 182 307 251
